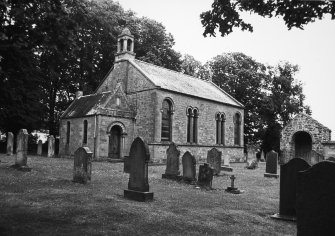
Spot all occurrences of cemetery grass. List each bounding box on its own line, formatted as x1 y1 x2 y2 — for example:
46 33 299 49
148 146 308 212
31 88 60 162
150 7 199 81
0 155 296 236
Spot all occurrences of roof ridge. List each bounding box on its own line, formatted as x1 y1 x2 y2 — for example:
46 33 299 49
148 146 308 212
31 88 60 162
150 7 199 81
134 59 206 81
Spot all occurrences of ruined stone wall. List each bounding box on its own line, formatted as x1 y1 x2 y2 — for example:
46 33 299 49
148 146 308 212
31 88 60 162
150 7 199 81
280 113 331 163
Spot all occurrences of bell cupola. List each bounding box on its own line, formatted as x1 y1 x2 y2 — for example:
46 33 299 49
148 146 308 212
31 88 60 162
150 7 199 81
115 27 136 62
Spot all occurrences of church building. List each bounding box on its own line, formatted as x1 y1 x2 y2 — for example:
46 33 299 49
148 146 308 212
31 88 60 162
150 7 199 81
59 28 245 163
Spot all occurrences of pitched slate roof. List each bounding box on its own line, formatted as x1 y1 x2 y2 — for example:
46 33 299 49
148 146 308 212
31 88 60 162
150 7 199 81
61 92 112 119
132 59 243 107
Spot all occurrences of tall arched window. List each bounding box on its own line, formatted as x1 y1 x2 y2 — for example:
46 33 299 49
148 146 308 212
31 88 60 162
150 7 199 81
216 113 225 145
193 109 198 143
83 120 88 145
234 113 241 145
187 108 193 143
66 121 70 144
220 114 225 145
161 99 172 141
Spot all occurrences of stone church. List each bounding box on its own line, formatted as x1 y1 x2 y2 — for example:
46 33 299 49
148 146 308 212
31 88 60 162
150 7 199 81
59 28 245 163
280 113 333 165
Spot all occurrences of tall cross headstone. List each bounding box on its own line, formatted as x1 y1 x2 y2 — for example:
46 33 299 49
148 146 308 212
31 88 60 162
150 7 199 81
271 158 311 221
297 161 335 236
264 150 279 178
37 140 43 156
162 142 181 180
73 147 92 184
197 163 213 190
207 148 222 176
6 132 13 156
182 151 196 183
12 129 31 171
124 137 153 201
48 135 55 158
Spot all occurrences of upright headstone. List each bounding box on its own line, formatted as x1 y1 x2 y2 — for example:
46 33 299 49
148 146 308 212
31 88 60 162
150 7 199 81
207 148 222 176
6 132 13 156
197 163 213 189
73 147 92 184
271 158 311 221
37 140 43 156
297 161 335 236
12 129 31 171
162 142 181 180
182 151 196 183
264 150 279 178
124 137 153 201
47 135 55 158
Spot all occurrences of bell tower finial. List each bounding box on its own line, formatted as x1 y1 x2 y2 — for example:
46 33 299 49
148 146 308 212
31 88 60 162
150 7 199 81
115 27 136 62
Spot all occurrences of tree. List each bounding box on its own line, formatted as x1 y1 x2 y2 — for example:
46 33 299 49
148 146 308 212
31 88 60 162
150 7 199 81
180 54 210 80
201 0 335 37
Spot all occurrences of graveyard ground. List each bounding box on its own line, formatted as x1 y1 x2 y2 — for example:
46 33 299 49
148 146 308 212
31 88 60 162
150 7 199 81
0 154 296 235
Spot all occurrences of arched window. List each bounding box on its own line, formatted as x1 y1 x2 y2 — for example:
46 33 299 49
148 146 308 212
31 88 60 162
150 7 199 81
193 109 198 143
83 120 88 145
119 39 124 52
66 121 70 144
187 108 193 143
220 113 225 145
161 99 172 141
216 113 225 145
186 107 198 143
127 39 132 51
234 113 241 146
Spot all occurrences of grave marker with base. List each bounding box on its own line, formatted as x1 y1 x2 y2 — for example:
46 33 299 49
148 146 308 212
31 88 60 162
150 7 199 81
207 148 222 176
124 137 153 202
73 147 92 184
37 140 43 156
182 151 197 184
225 175 243 194
11 129 31 171
197 163 214 190
47 135 55 158
271 158 310 221
162 142 181 180
264 150 279 178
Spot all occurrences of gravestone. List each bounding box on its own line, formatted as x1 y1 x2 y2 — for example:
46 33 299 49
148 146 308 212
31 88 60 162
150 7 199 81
12 129 31 171
37 140 43 156
73 147 92 184
182 151 196 183
6 132 13 156
162 142 181 180
296 161 335 236
197 163 213 190
124 137 153 201
47 135 55 158
225 175 243 194
207 148 222 175
264 150 279 178
271 158 310 221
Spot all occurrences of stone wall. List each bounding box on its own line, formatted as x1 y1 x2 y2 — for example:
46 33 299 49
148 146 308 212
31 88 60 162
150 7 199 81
280 113 331 164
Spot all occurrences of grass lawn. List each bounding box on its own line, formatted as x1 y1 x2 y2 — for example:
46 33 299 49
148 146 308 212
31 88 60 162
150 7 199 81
0 154 296 236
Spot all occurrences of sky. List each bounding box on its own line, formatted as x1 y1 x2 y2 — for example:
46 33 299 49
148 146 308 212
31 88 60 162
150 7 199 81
116 0 335 140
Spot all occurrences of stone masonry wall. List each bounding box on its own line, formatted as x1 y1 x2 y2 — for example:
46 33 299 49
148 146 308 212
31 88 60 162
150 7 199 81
280 113 331 163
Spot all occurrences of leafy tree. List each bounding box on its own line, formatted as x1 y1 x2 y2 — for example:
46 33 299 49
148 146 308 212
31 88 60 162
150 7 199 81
180 54 211 80
201 0 335 37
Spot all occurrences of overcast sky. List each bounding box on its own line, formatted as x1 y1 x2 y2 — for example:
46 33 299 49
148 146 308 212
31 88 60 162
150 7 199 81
116 0 335 140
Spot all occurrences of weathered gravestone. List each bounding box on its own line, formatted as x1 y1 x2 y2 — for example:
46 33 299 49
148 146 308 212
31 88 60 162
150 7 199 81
6 132 13 156
182 151 196 183
271 158 310 221
12 129 31 171
296 161 335 236
47 135 55 158
264 150 279 178
37 140 43 156
73 147 92 184
124 137 153 201
207 148 222 176
162 142 181 180
197 163 213 190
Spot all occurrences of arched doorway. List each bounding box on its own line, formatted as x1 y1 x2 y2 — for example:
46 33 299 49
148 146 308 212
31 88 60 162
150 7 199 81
293 131 312 159
109 125 122 159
